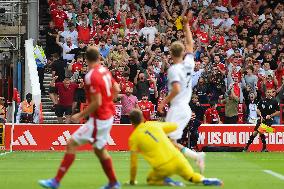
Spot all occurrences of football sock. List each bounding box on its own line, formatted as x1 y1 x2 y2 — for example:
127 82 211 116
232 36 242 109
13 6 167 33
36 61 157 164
100 158 117 184
260 134 266 150
55 153 75 182
181 147 198 160
245 134 256 148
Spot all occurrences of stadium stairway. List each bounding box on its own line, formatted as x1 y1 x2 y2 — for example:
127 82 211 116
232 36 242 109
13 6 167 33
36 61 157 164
42 73 58 124
39 0 50 47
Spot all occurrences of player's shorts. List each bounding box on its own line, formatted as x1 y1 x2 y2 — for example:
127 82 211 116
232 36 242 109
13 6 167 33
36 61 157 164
72 117 114 150
147 153 202 185
165 104 191 140
55 105 72 117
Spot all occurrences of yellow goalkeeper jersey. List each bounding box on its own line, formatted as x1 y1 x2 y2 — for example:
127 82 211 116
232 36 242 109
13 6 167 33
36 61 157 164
129 121 180 168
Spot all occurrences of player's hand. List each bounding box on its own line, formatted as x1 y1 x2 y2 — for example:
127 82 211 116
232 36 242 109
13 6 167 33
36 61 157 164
158 102 165 114
53 76 58 80
71 113 82 122
124 180 138 185
266 115 271 120
183 11 193 24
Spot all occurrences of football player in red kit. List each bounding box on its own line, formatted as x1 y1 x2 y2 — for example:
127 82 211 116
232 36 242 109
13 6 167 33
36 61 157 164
39 46 121 189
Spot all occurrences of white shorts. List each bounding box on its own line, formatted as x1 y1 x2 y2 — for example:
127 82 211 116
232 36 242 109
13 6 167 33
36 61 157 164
72 117 114 150
165 105 191 140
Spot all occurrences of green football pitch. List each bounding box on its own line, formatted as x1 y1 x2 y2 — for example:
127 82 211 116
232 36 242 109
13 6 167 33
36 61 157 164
0 152 283 189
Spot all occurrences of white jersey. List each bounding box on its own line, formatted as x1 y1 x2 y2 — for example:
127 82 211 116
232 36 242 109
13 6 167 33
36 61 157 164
167 53 195 106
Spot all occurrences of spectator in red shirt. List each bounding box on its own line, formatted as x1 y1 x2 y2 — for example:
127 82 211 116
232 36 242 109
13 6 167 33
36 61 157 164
138 93 154 121
50 4 67 31
51 77 80 123
77 22 91 44
204 101 221 124
69 55 84 74
120 73 134 94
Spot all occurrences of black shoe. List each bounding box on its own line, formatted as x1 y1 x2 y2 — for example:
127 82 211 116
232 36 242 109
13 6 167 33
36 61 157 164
242 147 248 152
261 149 268 152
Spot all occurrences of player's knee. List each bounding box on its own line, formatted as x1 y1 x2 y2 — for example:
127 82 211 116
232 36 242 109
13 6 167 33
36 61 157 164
94 148 110 160
66 139 77 153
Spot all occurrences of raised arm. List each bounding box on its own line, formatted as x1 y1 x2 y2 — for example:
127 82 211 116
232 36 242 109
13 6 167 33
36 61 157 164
183 12 194 54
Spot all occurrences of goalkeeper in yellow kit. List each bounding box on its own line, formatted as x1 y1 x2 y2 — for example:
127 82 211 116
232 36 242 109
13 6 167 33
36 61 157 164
127 109 223 186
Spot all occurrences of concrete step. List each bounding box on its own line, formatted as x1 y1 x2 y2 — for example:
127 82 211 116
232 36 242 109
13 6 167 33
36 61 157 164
43 112 56 116
44 115 58 120
42 102 54 106
43 120 58 124
41 98 53 102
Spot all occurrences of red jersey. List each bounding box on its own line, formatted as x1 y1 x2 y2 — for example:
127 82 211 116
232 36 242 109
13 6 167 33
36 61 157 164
55 82 78 106
84 64 116 120
120 80 134 93
50 9 67 30
275 67 284 87
204 107 219 124
138 100 154 121
71 62 83 73
196 30 209 44
265 80 276 90
77 26 91 44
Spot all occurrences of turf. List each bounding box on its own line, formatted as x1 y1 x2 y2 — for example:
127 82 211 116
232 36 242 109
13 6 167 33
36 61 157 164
0 151 283 189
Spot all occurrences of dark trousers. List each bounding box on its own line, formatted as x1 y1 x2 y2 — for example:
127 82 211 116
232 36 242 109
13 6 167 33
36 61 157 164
224 115 238 124
37 67 45 92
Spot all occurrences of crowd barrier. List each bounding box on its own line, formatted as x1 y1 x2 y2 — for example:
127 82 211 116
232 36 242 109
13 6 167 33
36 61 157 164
1 123 284 152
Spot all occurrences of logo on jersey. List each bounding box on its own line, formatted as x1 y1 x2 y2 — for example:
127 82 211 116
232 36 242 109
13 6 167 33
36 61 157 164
12 130 37 145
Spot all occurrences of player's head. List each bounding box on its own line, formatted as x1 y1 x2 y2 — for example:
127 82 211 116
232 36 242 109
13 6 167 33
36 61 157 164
86 46 100 66
129 109 144 127
170 41 185 61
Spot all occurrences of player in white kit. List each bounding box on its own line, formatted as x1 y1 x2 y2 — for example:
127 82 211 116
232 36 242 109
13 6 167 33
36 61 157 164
158 12 205 173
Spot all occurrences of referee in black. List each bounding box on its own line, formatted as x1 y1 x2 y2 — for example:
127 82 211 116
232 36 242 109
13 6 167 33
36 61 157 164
243 89 280 152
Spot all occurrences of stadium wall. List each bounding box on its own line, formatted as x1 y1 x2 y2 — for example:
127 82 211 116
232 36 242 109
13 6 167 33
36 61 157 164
2 124 284 152
24 39 41 109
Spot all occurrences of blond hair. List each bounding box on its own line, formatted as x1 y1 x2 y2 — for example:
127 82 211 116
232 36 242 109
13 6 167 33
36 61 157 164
170 41 185 58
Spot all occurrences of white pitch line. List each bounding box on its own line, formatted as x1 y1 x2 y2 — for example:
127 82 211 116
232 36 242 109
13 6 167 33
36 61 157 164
263 170 284 180
0 151 13 156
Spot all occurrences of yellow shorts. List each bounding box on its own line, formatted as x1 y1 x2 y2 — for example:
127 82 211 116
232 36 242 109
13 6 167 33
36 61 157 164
147 153 203 185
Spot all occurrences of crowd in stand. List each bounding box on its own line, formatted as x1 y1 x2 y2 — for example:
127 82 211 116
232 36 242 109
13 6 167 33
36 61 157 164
43 0 284 125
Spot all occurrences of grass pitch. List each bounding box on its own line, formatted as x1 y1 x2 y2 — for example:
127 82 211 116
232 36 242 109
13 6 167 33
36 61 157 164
0 152 283 189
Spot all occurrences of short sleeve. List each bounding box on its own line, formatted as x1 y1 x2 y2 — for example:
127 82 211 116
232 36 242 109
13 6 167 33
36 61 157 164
167 66 181 84
184 53 195 68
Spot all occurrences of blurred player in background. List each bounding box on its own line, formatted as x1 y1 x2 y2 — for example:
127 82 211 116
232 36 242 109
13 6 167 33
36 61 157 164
39 46 121 189
158 12 205 173
243 89 280 152
127 109 223 186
